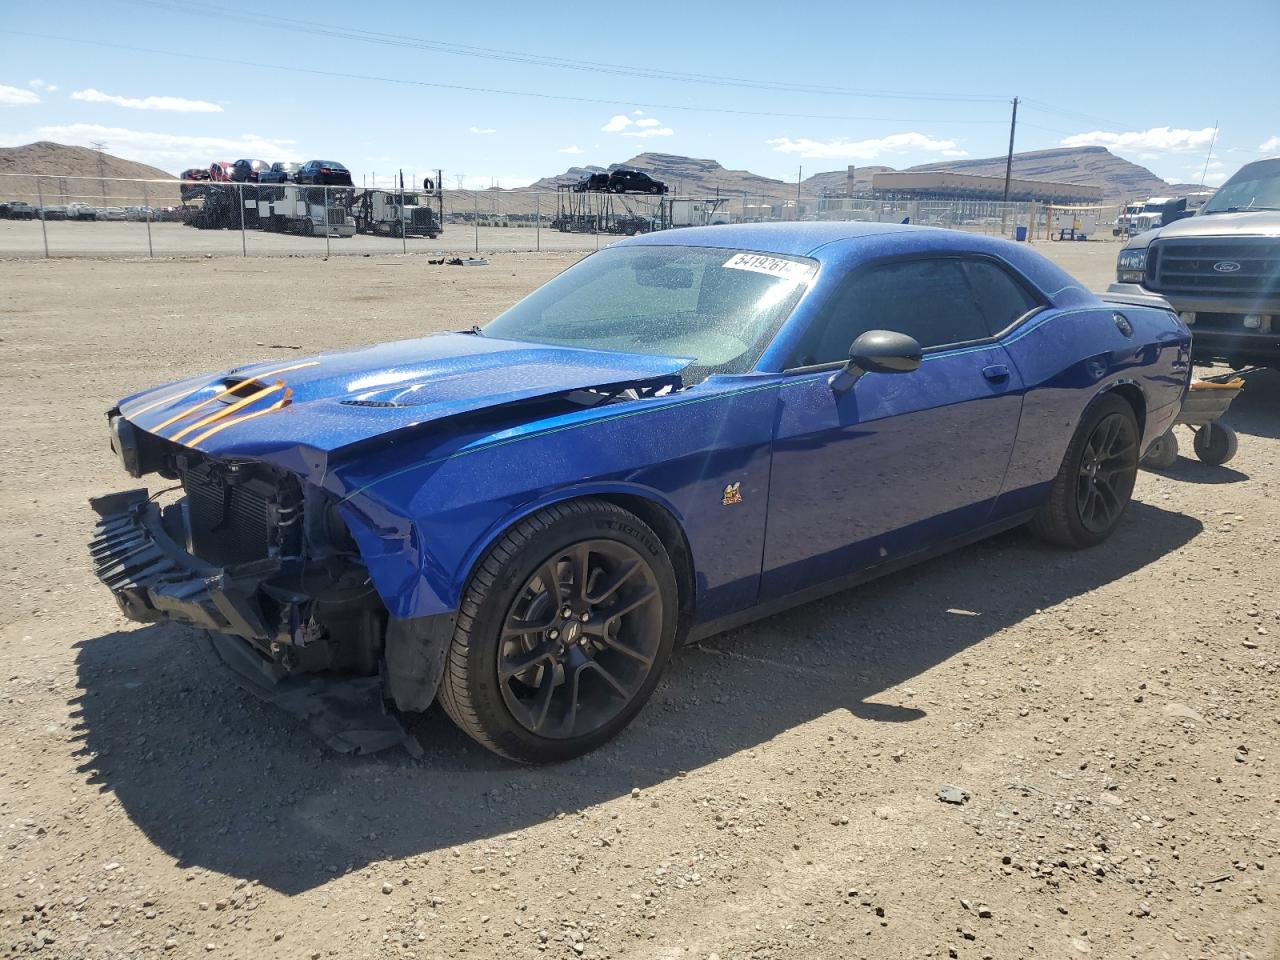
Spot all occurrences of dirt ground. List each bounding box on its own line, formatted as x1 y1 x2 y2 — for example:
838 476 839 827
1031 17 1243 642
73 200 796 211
1 243 1276 960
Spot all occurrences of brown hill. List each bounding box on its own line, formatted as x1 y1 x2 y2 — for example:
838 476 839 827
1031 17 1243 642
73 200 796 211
529 152 790 197
527 147 1178 202
0 141 181 205
905 146 1170 200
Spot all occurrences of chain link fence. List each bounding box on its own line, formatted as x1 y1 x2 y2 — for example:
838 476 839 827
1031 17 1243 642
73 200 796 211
0 173 1123 259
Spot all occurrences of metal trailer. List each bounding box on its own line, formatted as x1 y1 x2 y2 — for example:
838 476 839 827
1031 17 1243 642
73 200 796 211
552 185 668 235
1143 373 1246 468
256 185 355 237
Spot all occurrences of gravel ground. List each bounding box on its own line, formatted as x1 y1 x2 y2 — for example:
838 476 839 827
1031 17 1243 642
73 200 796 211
0 245 1277 960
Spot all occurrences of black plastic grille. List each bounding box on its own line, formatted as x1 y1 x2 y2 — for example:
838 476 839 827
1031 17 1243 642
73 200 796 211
1150 238 1280 296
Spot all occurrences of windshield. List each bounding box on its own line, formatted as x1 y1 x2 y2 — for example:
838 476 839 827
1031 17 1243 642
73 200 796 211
483 245 816 376
1201 159 1280 213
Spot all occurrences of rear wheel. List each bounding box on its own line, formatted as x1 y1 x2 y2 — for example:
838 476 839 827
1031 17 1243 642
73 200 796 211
1031 393 1139 548
437 499 678 763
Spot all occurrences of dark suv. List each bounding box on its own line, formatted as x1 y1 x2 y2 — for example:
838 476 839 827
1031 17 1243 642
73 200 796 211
572 172 610 193
259 162 301 184
296 160 354 187
607 170 667 194
229 159 271 183
1109 156 1280 368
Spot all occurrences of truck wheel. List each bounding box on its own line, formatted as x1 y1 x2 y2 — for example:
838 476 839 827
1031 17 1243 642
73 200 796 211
437 499 678 764
1030 393 1139 548
1192 423 1238 465
1142 430 1179 470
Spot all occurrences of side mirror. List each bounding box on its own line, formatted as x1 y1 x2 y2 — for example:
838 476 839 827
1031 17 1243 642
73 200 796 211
829 330 922 395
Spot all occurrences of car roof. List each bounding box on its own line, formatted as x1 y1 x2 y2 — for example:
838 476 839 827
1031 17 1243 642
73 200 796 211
615 221 919 257
613 221 1095 307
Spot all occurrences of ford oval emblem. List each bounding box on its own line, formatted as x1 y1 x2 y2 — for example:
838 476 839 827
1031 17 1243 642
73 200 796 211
1213 260 1242 273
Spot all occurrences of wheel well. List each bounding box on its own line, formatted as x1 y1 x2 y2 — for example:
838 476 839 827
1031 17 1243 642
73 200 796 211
1106 383 1147 436
596 493 696 638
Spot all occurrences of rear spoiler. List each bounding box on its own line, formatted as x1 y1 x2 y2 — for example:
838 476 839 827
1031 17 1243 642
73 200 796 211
1101 291 1175 312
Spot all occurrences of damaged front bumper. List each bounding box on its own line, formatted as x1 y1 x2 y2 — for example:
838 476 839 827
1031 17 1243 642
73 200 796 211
89 488 288 640
89 486 457 739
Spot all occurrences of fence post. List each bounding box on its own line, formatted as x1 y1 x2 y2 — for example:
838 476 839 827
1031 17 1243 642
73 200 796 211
473 192 479 253
36 176 49 258
142 180 153 258
535 192 541 252
324 186 331 258
238 183 247 257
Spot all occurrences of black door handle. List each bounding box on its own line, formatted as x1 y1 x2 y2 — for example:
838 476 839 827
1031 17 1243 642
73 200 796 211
982 364 1010 382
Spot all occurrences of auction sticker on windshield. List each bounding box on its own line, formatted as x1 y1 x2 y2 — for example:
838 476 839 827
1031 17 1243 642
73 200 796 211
723 252 816 283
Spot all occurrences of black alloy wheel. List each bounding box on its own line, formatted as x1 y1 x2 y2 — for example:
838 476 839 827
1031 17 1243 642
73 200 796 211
497 539 663 740
1075 411 1139 535
1030 393 1140 548
436 499 678 763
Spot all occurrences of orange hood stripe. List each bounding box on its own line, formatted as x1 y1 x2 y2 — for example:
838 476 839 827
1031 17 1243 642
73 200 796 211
187 390 293 447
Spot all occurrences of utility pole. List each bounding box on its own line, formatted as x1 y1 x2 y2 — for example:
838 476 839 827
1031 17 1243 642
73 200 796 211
797 165 802 201
90 140 109 205
1001 98 1018 203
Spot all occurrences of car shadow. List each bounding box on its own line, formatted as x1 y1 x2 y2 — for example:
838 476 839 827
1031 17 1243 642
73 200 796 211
69 501 1200 895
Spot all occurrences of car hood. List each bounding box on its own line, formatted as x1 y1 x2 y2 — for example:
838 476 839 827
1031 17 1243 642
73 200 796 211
117 332 688 468
1148 210 1280 241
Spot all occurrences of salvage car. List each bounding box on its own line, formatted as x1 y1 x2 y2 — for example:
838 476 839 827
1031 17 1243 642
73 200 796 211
608 169 668 194
296 160 354 187
90 223 1191 762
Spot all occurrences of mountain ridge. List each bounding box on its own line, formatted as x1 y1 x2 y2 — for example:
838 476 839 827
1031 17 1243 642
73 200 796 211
527 146 1186 201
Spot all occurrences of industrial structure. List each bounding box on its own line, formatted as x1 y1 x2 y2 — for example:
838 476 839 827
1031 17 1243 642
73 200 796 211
870 170 1103 204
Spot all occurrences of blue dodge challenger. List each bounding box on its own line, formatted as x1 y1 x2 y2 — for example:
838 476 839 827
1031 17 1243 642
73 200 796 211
91 223 1191 762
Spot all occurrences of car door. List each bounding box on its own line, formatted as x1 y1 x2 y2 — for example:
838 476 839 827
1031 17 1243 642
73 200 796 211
760 255 1037 600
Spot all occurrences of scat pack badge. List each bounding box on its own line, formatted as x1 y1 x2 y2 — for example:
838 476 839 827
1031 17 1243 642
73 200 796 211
722 482 743 506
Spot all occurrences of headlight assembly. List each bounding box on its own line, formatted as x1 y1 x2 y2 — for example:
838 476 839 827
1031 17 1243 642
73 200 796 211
1116 249 1148 284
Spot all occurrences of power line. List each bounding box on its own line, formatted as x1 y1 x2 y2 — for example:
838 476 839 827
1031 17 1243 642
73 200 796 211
1 29 1011 126
121 0 1010 105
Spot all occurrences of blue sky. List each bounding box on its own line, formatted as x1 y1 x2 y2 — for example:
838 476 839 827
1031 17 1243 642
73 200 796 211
2 0 1277 190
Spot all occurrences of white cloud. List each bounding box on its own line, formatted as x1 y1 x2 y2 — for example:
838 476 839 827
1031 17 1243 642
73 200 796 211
1060 126 1215 152
766 132 967 161
601 113 674 138
70 88 223 113
559 145 584 154
468 126 496 134
1 84 41 106
0 123 300 172
1260 136 1280 153
28 79 57 93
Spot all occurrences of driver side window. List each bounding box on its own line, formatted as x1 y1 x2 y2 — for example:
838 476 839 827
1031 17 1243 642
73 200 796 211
794 258 989 366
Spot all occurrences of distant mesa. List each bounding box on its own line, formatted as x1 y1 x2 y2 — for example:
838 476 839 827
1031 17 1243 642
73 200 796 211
529 146 1182 201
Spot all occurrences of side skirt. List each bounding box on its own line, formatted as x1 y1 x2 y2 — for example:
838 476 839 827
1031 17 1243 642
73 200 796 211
685 510 1037 644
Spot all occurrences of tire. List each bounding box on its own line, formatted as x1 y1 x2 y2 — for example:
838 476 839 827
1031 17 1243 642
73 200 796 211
1142 430 1179 469
1030 393 1140 549
1192 422 1238 465
437 499 679 763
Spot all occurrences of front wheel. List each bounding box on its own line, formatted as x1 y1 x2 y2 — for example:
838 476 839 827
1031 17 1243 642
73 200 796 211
1030 393 1139 548
437 499 678 763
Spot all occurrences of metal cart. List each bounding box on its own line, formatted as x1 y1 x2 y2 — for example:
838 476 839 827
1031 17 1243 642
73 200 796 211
1143 372 1246 468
